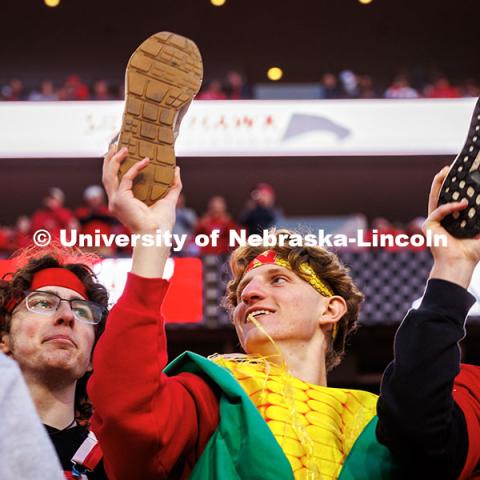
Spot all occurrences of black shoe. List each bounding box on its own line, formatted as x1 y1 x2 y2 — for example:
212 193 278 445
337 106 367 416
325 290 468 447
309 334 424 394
438 97 480 238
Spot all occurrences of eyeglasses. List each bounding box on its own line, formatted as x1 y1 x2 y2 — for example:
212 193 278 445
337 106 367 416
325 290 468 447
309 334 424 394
23 290 106 325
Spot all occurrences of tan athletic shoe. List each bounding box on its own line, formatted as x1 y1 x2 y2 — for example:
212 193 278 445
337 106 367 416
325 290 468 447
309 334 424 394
117 32 203 205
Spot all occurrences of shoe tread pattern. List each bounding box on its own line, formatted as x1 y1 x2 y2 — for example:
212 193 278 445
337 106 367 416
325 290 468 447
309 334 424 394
118 32 203 205
439 97 480 238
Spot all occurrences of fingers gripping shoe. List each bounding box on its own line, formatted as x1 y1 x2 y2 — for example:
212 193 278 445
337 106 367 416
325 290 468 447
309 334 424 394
438 97 480 238
117 32 203 205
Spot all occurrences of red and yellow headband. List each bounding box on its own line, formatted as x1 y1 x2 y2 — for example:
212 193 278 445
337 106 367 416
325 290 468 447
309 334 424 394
6 268 88 313
245 250 334 298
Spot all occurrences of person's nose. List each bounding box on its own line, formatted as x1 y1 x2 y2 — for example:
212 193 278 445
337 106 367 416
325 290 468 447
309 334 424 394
240 277 267 305
53 300 75 328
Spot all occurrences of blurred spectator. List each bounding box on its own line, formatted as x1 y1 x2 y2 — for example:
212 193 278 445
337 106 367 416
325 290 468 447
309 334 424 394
224 70 249 99
239 183 282 235
11 216 32 250
28 80 58 101
358 74 376 99
195 196 238 255
0 226 12 254
384 74 419 99
1 69 478 101
91 79 113 100
116 83 125 100
31 187 78 239
172 193 198 256
320 73 342 99
1 78 25 101
339 70 359 98
197 80 227 100
424 75 460 98
366 217 406 251
58 75 89 100
75 185 116 255
460 78 480 98
371 217 397 232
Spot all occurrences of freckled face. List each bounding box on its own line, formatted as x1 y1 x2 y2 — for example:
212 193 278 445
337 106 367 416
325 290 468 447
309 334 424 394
2 286 95 380
232 265 327 353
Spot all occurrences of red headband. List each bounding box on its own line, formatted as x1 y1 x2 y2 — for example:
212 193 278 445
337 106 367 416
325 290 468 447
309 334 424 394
5 268 88 313
245 250 279 272
30 268 88 298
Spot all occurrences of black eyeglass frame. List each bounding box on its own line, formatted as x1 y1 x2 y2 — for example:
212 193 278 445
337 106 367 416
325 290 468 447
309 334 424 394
17 290 107 325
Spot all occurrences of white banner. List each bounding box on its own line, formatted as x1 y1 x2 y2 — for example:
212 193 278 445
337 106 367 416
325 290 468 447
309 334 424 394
0 98 476 158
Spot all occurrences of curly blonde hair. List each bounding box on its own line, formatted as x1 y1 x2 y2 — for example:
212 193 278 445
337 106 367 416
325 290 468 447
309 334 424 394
224 230 364 371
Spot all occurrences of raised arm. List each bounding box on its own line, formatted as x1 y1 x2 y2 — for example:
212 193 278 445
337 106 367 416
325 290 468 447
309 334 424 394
101 146 177 277
88 147 219 480
377 167 480 479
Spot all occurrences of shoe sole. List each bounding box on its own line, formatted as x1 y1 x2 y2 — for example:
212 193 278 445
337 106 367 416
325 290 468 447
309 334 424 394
118 32 203 205
438 97 480 238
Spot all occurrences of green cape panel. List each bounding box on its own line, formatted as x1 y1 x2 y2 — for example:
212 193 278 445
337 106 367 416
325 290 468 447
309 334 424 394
165 351 294 479
339 416 398 479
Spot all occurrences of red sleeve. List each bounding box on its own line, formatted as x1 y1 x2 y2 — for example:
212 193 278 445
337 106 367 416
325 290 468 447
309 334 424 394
454 363 480 480
88 273 219 480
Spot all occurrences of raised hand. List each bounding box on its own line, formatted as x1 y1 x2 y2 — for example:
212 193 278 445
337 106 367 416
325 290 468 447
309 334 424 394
102 146 181 234
424 166 480 288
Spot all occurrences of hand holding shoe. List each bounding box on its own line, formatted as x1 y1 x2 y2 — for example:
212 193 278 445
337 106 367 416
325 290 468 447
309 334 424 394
102 145 182 235
425 166 480 288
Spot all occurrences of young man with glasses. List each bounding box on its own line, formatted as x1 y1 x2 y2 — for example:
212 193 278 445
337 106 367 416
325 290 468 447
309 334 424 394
0 249 108 479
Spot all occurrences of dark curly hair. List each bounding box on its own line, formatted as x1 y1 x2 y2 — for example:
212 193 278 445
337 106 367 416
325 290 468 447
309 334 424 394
224 230 364 372
0 253 109 424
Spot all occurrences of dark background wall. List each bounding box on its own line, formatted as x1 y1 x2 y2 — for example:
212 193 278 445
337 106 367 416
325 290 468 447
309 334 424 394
1 0 478 87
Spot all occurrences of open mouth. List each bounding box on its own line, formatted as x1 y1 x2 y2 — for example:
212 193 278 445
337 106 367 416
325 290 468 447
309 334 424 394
246 309 273 323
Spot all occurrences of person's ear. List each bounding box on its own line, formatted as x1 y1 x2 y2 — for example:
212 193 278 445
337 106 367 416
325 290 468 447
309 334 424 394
319 296 347 331
0 333 13 356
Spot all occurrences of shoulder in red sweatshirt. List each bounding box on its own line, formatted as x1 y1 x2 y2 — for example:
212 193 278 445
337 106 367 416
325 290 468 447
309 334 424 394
88 273 220 480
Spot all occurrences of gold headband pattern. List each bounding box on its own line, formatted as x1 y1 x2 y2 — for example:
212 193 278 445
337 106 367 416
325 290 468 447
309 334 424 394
245 250 334 298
